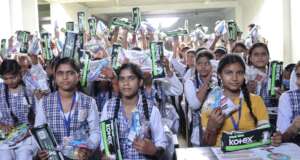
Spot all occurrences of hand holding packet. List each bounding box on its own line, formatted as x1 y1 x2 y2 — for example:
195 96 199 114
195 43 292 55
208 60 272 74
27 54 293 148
221 124 272 152
202 87 240 116
87 58 109 81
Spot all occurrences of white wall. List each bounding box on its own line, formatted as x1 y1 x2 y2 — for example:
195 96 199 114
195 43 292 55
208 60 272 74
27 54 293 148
291 0 300 63
50 2 91 34
0 0 11 39
238 0 284 62
0 0 39 39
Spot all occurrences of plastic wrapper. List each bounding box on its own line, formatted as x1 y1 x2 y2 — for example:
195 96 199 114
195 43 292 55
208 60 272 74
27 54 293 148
141 21 156 33
124 49 152 72
214 20 227 36
28 35 41 55
128 111 142 143
161 103 179 134
87 58 109 81
202 87 239 116
58 126 96 160
17 31 30 53
0 123 29 146
85 38 104 54
23 64 50 92
97 20 108 34
246 65 267 95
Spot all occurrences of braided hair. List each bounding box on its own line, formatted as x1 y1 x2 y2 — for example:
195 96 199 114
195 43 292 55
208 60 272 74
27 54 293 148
217 54 258 124
114 63 150 120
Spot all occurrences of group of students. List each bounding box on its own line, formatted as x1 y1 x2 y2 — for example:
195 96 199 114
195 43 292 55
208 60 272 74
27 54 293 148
0 22 300 160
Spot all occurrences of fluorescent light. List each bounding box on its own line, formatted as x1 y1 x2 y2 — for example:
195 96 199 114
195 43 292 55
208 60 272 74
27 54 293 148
146 17 179 29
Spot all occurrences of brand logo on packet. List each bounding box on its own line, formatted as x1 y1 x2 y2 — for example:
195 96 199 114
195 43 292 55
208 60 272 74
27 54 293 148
229 136 254 145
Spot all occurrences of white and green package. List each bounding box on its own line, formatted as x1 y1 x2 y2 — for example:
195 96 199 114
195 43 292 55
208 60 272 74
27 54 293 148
62 32 78 58
88 17 97 37
267 61 283 97
221 125 272 152
17 31 30 53
100 119 122 160
41 33 53 60
150 41 165 78
66 21 74 32
166 29 188 37
111 17 134 31
78 11 86 33
132 7 141 32
111 43 122 71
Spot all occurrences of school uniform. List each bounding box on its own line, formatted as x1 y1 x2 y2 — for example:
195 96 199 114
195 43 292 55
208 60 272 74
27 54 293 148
277 89 300 145
184 74 204 146
201 92 270 146
0 83 37 160
100 95 167 160
35 91 100 149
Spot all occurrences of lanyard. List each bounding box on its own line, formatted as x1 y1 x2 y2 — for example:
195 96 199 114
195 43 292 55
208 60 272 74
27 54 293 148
229 98 243 131
58 92 76 136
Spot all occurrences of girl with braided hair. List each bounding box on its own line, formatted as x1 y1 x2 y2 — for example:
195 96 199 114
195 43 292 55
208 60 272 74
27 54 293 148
201 54 282 146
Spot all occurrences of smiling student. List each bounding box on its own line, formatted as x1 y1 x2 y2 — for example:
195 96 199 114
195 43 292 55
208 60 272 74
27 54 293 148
100 63 167 159
201 54 281 146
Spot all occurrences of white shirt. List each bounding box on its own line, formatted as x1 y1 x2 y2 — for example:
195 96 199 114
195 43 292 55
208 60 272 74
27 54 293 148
100 97 168 150
277 92 294 133
35 94 100 149
158 73 183 96
171 58 186 77
184 78 201 110
290 69 298 91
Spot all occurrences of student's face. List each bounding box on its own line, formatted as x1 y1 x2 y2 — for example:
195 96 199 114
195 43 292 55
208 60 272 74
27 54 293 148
249 47 269 68
2 73 21 89
233 46 247 54
196 57 212 77
220 62 245 93
54 64 80 91
186 53 195 67
215 52 225 61
118 69 143 99
296 67 300 88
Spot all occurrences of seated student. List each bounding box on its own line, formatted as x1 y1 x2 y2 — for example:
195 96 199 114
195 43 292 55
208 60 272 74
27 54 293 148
277 61 300 145
100 63 167 159
143 57 183 106
214 46 227 61
282 63 296 91
247 43 281 108
231 42 248 62
201 54 281 146
0 59 36 160
35 58 100 160
184 50 215 146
